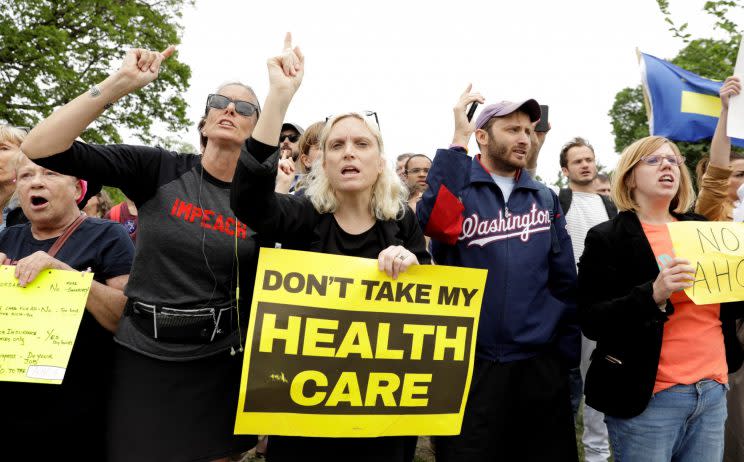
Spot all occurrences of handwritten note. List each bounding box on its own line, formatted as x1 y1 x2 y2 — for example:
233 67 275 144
0 265 93 384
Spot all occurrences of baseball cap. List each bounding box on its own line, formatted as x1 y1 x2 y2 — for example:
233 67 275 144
474 99 541 129
281 122 305 135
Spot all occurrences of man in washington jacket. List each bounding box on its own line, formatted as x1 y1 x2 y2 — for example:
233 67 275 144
418 86 580 462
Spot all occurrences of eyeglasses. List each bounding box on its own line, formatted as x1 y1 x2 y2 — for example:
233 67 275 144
205 94 260 118
326 111 380 130
279 133 300 143
406 168 430 175
639 154 685 166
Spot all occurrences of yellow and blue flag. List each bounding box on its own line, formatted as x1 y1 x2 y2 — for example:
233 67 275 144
640 52 744 147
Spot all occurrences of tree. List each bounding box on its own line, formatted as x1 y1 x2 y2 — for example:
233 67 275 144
608 0 743 173
0 0 193 144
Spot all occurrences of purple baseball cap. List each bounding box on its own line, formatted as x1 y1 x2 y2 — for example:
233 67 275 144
474 99 541 129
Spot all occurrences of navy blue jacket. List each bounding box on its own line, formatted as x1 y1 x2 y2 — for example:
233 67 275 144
417 147 579 366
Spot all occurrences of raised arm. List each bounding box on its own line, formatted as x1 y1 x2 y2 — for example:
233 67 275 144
231 34 314 244
709 76 740 169
251 32 304 148
695 76 741 220
417 85 484 244
21 46 175 159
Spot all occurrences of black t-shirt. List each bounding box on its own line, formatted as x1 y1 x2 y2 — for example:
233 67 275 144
325 218 385 259
35 142 263 359
0 217 134 456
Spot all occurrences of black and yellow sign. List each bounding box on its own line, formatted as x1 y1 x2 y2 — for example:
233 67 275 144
234 248 486 437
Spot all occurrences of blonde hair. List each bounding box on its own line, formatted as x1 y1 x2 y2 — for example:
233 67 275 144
0 125 26 146
305 113 407 220
611 136 695 213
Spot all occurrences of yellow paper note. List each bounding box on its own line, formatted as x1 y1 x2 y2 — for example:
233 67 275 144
0 265 93 384
234 248 487 438
668 221 744 304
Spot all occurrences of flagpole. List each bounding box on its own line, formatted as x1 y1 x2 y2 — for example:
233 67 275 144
636 47 653 127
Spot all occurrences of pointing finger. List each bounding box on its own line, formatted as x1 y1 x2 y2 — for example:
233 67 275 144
284 32 293 50
161 45 176 59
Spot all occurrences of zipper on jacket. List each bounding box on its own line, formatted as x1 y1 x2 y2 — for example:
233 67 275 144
605 354 623 365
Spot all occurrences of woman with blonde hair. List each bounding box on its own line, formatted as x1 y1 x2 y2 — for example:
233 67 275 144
231 37 428 461
578 135 744 461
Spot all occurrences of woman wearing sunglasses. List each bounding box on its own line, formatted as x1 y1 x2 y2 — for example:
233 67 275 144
577 136 744 461
231 37 429 461
21 45 262 461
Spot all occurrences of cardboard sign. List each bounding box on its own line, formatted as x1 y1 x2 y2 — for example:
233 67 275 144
234 248 486 437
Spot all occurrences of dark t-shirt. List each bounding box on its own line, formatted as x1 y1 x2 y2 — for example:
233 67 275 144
325 218 384 259
35 142 262 359
0 217 134 456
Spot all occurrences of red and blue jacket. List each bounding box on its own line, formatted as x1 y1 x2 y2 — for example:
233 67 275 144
417 147 579 366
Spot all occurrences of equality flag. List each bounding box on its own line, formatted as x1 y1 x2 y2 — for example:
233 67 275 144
639 52 744 147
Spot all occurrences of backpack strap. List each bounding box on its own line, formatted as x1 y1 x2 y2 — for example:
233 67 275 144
537 187 561 254
601 194 618 219
558 188 572 215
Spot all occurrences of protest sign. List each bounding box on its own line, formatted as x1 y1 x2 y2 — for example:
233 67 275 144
668 221 744 304
0 265 93 384
234 248 486 437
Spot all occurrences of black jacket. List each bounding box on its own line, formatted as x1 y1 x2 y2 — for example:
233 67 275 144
230 138 430 264
578 210 744 418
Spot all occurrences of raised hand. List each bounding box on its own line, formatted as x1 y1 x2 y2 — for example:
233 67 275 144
116 45 176 94
452 84 485 147
267 32 304 96
720 76 741 111
275 156 295 193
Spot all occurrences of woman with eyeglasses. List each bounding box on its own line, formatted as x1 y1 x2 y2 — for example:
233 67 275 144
21 45 263 461
577 136 744 461
231 37 429 462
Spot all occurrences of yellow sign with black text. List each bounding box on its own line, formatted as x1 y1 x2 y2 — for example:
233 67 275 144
668 221 744 304
234 248 487 437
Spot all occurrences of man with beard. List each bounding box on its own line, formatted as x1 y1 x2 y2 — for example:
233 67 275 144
417 87 579 462
557 137 616 462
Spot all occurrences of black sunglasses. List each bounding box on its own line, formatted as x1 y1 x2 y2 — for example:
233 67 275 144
279 133 300 143
206 94 260 118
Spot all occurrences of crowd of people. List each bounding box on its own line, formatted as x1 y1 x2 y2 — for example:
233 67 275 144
2 33 744 462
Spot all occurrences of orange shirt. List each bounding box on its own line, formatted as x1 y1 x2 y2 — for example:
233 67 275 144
641 221 728 393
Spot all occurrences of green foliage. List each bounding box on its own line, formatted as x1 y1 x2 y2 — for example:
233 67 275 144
608 86 650 154
609 1 744 173
0 0 193 144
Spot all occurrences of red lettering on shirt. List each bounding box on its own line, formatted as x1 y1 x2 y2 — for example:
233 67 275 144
169 198 247 240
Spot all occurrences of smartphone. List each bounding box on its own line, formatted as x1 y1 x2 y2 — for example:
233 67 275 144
535 105 549 132
466 102 479 122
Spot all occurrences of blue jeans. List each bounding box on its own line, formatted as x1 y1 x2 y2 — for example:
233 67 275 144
605 380 728 462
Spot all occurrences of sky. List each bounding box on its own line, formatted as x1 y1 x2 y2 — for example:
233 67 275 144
161 0 735 183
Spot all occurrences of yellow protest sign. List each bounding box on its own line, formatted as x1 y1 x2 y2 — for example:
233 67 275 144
0 265 93 384
234 248 486 437
668 221 744 304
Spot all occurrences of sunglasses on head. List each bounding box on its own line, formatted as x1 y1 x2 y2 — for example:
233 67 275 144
325 111 380 131
279 133 300 143
205 94 260 118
